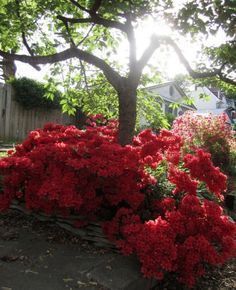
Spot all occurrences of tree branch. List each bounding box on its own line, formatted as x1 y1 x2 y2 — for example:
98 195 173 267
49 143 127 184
218 72 236 86
69 0 102 16
125 13 137 80
90 0 103 15
131 35 161 86
15 0 40 70
57 15 95 47
160 36 220 78
59 17 76 47
57 15 126 32
0 47 123 91
57 15 91 24
137 35 236 86
21 32 34 56
162 36 236 85
69 0 89 13
79 59 91 98
76 24 95 47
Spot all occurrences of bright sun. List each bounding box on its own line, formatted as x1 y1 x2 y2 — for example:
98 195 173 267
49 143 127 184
135 18 189 79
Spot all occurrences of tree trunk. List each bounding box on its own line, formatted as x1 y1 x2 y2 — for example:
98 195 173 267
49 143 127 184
1 58 16 81
118 87 137 146
75 107 87 129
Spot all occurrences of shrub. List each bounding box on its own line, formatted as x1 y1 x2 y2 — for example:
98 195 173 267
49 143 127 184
10 77 61 109
172 111 235 172
0 119 235 288
229 137 236 175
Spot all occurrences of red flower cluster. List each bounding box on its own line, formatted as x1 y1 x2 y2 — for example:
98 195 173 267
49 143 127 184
0 120 147 216
106 196 235 287
184 149 227 199
0 119 235 288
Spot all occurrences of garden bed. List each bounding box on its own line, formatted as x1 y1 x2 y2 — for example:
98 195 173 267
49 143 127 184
9 199 116 250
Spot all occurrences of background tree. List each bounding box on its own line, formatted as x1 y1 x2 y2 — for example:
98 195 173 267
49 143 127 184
169 0 236 97
0 0 235 144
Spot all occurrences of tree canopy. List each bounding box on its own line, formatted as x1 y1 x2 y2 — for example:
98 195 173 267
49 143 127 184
0 0 235 144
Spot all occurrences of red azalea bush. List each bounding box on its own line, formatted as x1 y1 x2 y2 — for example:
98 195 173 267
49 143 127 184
172 111 235 171
0 117 235 288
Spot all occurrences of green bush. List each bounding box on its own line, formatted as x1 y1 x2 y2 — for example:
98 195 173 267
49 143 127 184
10 77 61 109
229 146 236 175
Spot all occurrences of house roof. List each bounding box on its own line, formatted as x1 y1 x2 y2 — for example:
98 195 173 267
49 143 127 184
208 87 226 100
145 81 186 97
145 81 197 110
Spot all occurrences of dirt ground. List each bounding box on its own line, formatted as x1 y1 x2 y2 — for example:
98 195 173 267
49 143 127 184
0 210 235 290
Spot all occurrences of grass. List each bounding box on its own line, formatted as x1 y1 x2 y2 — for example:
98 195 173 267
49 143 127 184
0 151 7 158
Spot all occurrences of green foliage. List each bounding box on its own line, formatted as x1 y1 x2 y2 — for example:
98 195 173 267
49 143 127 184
199 93 211 101
137 90 169 131
45 61 118 118
0 0 167 63
206 42 236 66
170 0 236 37
10 77 61 109
0 152 7 158
46 60 168 127
229 150 236 176
165 112 175 126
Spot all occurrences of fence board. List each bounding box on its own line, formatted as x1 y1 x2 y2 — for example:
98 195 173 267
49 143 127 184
0 84 5 138
0 83 75 141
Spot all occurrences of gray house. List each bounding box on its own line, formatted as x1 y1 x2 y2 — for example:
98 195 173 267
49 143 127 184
145 81 196 116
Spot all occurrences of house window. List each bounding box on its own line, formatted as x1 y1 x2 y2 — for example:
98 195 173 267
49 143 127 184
169 85 174 97
216 101 224 109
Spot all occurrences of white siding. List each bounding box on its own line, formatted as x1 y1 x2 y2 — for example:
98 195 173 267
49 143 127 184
189 87 228 111
149 84 182 102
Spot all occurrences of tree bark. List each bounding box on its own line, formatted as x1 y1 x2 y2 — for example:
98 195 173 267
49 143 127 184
75 107 87 129
0 58 16 81
118 87 137 146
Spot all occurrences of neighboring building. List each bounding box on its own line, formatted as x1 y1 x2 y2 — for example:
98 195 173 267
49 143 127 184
145 81 196 117
145 81 236 125
188 85 236 124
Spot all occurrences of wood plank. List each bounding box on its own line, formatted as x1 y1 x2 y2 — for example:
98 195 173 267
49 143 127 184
1 85 74 141
0 85 5 138
4 84 12 139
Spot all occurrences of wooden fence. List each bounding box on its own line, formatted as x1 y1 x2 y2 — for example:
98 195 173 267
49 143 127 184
0 83 75 141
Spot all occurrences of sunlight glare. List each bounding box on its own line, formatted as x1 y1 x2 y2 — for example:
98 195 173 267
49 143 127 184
135 17 191 79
